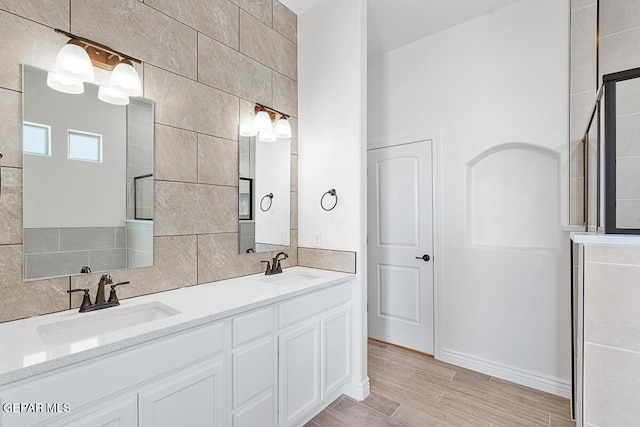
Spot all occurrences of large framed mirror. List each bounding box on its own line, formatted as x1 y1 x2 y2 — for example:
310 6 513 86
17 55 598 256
22 65 154 280
238 132 291 253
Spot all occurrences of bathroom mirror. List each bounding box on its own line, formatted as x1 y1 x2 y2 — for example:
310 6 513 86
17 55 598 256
238 133 290 253
22 65 154 280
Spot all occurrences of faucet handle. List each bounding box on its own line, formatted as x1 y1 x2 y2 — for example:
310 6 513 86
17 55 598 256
68 288 92 312
108 281 130 305
260 260 271 275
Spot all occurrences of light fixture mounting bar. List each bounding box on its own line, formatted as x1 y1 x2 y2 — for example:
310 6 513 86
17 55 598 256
54 28 142 65
255 103 290 120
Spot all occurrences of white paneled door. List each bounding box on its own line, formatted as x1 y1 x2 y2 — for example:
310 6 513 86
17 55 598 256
367 140 434 354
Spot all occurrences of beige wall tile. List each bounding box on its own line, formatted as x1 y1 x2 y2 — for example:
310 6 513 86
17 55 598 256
616 77 640 115
570 6 597 95
240 10 296 80
239 98 256 128
570 176 584 226
584 261 640 351
289 116 298 155
198 134 238 187
272 71 297 117
196 184 238 234
570 139 583 178
600 28 640 77
0 167 22 244
0 278 69 322
230 0 272 26
0 244 70 322
144 64 239 141
154 124 198 183
0 10 66 92
70 235 197 305
298 247 356 274
291 154 298 192
586 244 640 265
584 343 640 426
198 33 271 106
570 91 596 141
0 243 22 287
197 232 269 283
144 0 239 49
616 113 640 157
291 191 298 230
616 199 640 228
154 181 198 236
71 0 198 79
0 88 22 169
600 0 640 37
273 0 297 44
0 0 69 30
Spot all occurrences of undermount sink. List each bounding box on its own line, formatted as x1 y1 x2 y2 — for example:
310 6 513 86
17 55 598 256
37 302 181 346
259 271 322 286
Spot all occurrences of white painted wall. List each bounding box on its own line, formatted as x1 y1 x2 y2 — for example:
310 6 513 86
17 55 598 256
23 66 127 228
368 0 571 396
296 0 369 400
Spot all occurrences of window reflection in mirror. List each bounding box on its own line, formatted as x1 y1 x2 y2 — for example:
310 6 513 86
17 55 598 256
238 132 291 254
22 65 154 280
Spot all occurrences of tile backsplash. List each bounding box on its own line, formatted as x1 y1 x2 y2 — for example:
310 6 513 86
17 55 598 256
0 0 298 322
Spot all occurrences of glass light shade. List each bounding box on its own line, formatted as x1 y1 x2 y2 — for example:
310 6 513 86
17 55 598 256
239 125 257 137
274 117 292 139
109 61 142 96
46 71 84 94
54 43 94 83
254 110 273 132
98 86 130 106
258 130 276 142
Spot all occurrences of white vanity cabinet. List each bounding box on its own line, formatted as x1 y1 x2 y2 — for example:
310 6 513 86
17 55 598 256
0 321 228 427
231 306 277 427
278 281 351 427
0 277 353 427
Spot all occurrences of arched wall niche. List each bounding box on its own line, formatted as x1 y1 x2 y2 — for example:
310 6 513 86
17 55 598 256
466 143 561 251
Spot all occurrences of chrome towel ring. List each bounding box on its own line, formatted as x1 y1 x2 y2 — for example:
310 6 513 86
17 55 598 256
260 193 274 212
321 189 338 211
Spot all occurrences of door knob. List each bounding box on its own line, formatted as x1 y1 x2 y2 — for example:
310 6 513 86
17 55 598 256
415 254 430 262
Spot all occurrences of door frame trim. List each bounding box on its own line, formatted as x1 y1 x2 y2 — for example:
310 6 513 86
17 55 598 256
367 130 444 359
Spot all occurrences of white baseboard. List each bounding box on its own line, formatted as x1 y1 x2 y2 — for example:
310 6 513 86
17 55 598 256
440 348 571 398
342 377 370 401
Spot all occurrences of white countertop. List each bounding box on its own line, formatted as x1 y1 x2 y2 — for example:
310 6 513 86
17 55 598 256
0 267 354 387
570 232 640 246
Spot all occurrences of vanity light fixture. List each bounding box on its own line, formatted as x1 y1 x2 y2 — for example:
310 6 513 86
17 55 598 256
47 29 142 105
248 104 292 141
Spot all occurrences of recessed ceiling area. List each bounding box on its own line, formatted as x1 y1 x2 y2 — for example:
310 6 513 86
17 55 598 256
282 0 523 57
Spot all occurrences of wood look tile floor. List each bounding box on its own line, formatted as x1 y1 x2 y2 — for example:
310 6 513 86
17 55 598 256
306 339 576 427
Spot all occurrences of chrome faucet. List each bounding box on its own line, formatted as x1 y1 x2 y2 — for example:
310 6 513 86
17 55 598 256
261 252 289 275
67 274 130 313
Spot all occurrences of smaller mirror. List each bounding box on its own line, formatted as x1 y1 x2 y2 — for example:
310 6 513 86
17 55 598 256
238 132 291 253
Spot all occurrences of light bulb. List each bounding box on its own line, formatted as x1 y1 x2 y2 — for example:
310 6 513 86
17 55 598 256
274 116 292 139
98 86 130 105
109 60 142 97
47 71 84 94
54 43 94 83
254 110 272 132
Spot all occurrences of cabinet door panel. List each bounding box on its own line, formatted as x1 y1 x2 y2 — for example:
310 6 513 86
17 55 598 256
40 396 137 427
233 337 274 408
139 358 225 427
322 307 351 398
279 320 320 427
234 393 275 427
